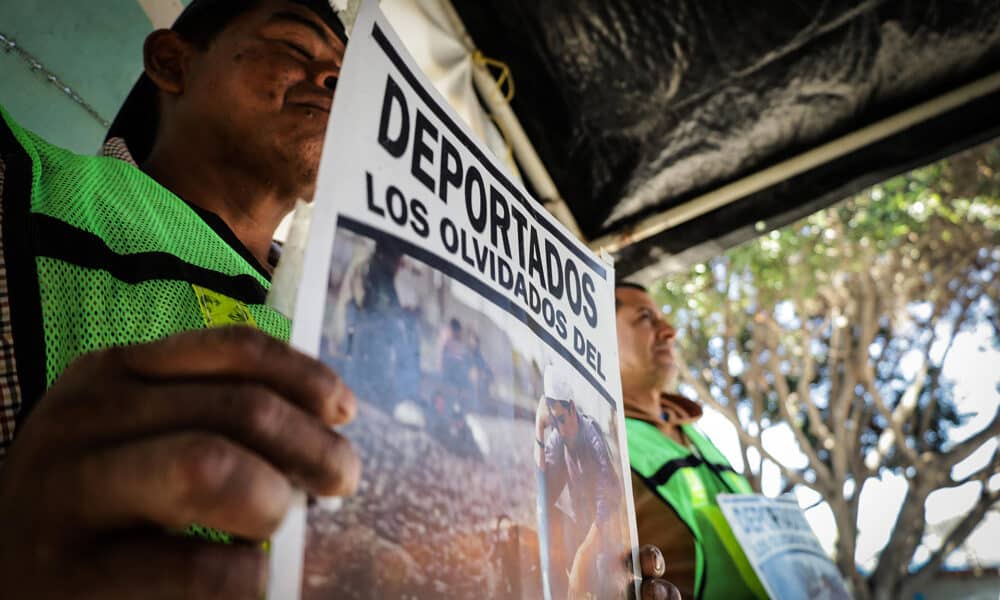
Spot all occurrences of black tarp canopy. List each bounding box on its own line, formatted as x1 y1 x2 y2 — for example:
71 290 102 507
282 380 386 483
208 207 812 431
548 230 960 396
3 1 998 280
453 0 1000 278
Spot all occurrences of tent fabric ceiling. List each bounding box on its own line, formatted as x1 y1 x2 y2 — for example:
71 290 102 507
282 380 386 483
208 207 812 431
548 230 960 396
4 1 999 278
453 0 1000 276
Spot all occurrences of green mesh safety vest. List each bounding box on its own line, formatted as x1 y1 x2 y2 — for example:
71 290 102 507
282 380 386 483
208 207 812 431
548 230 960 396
627 418 768 600
1 106 290 543
0 105 289 386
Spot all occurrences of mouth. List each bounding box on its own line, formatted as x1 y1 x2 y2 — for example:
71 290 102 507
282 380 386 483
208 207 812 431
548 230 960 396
654 344 674 358
286 88 334 114
289 99 332 114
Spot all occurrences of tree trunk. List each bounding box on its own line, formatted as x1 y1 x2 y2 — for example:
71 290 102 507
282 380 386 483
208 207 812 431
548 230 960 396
868 480 930 600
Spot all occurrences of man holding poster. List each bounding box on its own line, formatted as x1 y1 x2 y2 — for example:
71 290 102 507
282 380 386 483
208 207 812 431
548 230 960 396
0 2 362 597
0 0 679 596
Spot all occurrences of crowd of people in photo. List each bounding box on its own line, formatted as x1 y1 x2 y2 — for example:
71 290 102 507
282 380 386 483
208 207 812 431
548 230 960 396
323 236 538 462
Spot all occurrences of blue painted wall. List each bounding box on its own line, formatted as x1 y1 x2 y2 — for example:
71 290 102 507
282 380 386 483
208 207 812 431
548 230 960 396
0 1 190 153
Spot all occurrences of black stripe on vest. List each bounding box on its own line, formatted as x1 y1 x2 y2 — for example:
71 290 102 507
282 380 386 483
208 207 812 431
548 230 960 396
0 116 47 428
648 454 737 488
31 214 269 305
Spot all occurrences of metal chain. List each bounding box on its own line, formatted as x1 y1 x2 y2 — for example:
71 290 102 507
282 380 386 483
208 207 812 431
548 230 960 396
0 31 111 128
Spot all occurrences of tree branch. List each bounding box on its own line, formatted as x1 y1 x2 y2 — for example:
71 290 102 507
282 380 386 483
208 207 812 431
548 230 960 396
953 447 1000 488
946 408 1000 471
679 350 814 492
678 350 739 424
919 291 975 444
910 485 1000 588
893 361 927 433
793 295 834 446
863 364 921 465
762 317 835 489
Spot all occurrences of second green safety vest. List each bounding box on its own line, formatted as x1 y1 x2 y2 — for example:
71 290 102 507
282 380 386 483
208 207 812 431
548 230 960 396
627 418 769 600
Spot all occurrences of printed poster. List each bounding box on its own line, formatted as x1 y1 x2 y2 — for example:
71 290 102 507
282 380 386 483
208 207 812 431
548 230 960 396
718 494 853 600
270 2 642 598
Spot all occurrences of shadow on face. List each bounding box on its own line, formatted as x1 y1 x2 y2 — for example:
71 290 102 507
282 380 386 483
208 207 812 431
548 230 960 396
147 0 347 196
548 400 578 440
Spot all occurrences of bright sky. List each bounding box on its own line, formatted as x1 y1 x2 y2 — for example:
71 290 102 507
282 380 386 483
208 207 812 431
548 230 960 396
696 321 1000 572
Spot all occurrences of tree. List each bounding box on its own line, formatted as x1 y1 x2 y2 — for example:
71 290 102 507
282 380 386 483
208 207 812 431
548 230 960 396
650 141 1000 600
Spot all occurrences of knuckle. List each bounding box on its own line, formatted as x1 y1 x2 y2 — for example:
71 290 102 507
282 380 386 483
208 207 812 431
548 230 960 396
293 362 349 423
173 435 240 504
640 580 675 600
211 326 273 359
639 580 658 600
43 347 127 416
72 345 122 378
237 326 284 359
238 386 287 438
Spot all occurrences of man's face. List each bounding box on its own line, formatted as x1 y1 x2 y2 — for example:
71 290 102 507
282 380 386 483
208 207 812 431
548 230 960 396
615 287 678 390
549 400 579 440
166 0 345 197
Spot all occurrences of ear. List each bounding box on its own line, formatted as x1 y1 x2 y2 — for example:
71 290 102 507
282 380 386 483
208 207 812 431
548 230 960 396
143 29 193 96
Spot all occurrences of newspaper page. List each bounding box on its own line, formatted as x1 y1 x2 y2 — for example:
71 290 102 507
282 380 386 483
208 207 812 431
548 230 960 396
270 1 642 598
717 494 853 600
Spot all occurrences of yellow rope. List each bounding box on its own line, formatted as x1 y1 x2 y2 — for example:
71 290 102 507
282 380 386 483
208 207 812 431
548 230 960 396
472 50 516 102
471 50 517 170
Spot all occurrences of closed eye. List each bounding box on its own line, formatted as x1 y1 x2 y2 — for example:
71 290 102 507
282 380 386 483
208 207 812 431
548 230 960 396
283 40 313 60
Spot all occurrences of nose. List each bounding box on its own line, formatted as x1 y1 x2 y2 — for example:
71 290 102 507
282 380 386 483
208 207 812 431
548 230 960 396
655 319 676 341
311 60 341 92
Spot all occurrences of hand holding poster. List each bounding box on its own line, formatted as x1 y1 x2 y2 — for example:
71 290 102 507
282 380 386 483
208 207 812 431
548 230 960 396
270 1 642 598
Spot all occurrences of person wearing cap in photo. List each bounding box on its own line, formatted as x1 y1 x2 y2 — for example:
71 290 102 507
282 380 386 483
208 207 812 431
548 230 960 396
616 281 768 600
534 364 628 598
0 1 678 596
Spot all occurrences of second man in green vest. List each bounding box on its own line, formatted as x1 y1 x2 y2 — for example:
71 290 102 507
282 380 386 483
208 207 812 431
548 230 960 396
616 281 769 600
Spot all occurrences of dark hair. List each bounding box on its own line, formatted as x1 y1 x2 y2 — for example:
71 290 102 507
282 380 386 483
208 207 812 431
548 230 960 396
545 397 574 416
107 0 346 163
173 0 344 48
614 279 647 309
546 397 572 408
615 280 647 293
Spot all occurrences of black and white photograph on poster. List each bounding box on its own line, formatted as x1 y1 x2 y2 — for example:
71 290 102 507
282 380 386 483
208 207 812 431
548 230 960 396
268 1 642 598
